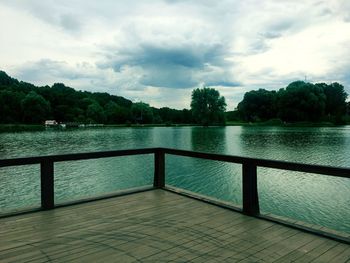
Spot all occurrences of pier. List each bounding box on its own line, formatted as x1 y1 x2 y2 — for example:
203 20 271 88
0 148 349 262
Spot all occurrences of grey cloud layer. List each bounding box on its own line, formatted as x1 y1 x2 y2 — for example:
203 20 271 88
98 43 236 88
1 0 350 109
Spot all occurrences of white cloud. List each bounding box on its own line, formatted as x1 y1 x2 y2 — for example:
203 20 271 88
0 0 350 109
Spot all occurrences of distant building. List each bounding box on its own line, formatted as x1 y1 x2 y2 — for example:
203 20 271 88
45 120 58 127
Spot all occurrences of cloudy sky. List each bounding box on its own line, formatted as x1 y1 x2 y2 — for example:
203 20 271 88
1 0 349 109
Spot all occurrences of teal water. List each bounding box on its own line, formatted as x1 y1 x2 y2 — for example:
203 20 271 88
0 126 349 233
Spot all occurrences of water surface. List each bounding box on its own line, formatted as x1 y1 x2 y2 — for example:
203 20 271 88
0 126 349 233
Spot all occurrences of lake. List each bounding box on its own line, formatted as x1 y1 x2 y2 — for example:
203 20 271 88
0 126 349 234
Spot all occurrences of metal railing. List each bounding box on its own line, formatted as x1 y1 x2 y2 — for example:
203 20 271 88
0 147 349 241
162 148 350 216
0 147 349 213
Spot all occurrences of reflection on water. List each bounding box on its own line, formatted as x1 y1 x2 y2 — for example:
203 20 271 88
190 127 227 153
0 126 349 233
166 127 241 204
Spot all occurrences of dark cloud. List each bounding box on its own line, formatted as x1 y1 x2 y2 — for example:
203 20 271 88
204 81 241 87
107 43 228 71
98 42 237 89
140 65 196 88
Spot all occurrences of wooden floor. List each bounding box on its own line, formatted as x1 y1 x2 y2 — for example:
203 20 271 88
0 190 349 263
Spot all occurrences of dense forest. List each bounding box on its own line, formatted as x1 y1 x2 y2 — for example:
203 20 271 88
1 70 349 126
236 81 349 124
0 71 193 125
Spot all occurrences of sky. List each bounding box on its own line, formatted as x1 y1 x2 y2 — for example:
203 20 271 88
0 0 350 110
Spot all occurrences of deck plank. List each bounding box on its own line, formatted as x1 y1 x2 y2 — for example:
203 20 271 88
0 189 348 262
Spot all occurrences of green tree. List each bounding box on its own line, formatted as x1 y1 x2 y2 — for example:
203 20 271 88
91 92 132 108
0 90 24 123
0 71 136 124
190 87 226 125
105 101 131 124
86 102 106 123
181 109 192 123
316 82 347 123
21 91 51 124
277 81 326 122
237 89 277 122
0 71 18 86
80 98 96 111
131 102 154 124
345 102 350 123
225 110 240 122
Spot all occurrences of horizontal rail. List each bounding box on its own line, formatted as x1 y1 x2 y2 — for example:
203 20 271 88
162 148 350 178
0 147 349 242
2 147 349 178
0 148 157 167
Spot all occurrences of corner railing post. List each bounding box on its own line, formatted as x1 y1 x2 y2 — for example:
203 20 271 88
242 162 259 216
154 149 165 188
40 160 54 210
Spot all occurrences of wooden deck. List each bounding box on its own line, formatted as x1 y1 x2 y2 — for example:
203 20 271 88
0 190 349 263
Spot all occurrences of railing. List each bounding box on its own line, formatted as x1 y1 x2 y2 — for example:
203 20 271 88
0 148 156 210
162 148 350 216
0 147 349 240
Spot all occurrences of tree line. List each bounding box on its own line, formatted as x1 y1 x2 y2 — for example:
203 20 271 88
1 70 349 126
0 71 194 125
236 81 349 124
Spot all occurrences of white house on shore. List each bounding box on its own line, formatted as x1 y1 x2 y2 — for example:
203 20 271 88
45 120 58 127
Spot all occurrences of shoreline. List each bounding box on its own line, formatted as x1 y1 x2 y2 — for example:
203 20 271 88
0 122 349 133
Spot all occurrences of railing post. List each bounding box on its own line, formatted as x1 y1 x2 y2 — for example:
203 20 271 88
154 149 165 188
242 162 259 216
40 160 54 210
